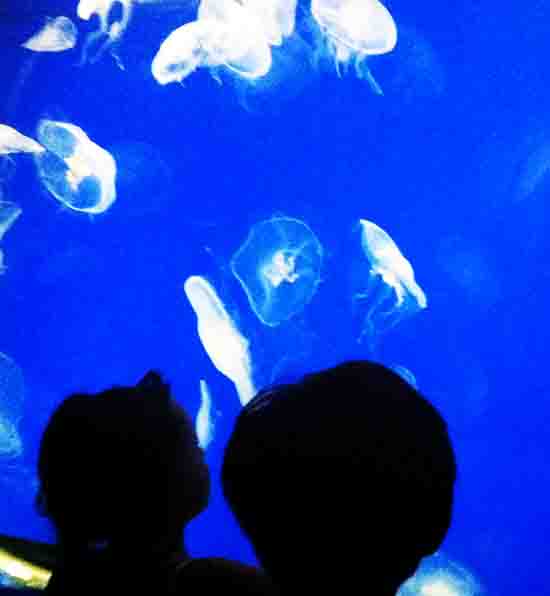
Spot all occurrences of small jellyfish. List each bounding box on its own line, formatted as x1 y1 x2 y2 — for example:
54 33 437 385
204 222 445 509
231 216 323 327
390 364 417 389
21 16 78 52
310 0 397 94
34 119 117 214
398 552 485 596
184 275 256 406
195 379 219 449
77 0 133 65
0 202 22 274
0 125 44 156
352 219 426 351
0 353 25 460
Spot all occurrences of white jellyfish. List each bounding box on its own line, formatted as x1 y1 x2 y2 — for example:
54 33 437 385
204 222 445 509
398 553 485 596
21 16 78 53
184 275 256 406
352 219 426 351
390 364 418 389
195 379 219 449
34 119 117 214
310 0 397 93
0 125 44 156
77 0 134 65
0 353 25 460
0 202 22 274
151 4 272 85
231 216 323 327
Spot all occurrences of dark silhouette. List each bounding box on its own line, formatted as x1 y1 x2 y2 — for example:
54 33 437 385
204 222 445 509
222 360 457 595
36 371 277 596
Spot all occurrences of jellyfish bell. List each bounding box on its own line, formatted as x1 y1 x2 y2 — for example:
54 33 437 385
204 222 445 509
231 216 323 327
35 119 117 214
21 16 78 53
351 219 426 353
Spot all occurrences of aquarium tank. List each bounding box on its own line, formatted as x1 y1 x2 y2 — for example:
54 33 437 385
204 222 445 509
0 0 548 593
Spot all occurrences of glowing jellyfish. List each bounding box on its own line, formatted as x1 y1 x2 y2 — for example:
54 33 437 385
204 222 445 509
0 353 25 460
184 275 256 406
311 0 397 94
77 0 133 65
0 202 22 274
231 216 323 327
21 16 77 52
398 553 485 596
353 219 426 350
151 8 272 85
35 119 117 214
195 379 219 449
390 364 417 389
0 125 44 156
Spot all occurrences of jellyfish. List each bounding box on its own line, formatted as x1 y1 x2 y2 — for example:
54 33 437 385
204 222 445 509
0 125 44 156
231 216 323 327
398 553 485 596
352 219 426 351
195 379 219 449
310 0 397 94
34 119 117 214
77 0 134 65
0 353 25 460
0 202 22 274
21 16 78 52
184 275 256 406
151 7 272 85
390 364 417 389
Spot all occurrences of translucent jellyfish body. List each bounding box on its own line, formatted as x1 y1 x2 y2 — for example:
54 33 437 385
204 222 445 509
0 353 25 460
184 275 256 405
77 0 133 64
0 201 22 274
35 119 117 214
352 219 426 350
398 553 485 596
231 216 323 327
151 7 272 85
22 16 78 52
195 379 218 449
311 0 397 93
0 125 44 156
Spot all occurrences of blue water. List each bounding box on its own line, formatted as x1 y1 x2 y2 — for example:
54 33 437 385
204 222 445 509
1 1 549 593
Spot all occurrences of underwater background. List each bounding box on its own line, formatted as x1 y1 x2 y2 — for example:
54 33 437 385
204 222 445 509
1 0 550 593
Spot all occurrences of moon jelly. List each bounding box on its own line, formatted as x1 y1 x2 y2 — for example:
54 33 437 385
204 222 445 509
352 219 426 351
22 16 77 53
0 201 22 274
184 275 256 405
231 216 323 327
0 125 44 156
0 353 25 460
195 379 218 449
35 119 117 214
311 0 396 93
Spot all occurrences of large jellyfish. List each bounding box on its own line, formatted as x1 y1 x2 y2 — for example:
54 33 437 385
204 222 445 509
184 275 256 406
151 5 272 85
34 119 117 214
310 0 397 94
195 379 219 449
0 353 25 460
0 125 44 156
398 553 485 596
21 16 78 53
352 219 426 351
0 202 22 274
231 216 323 327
